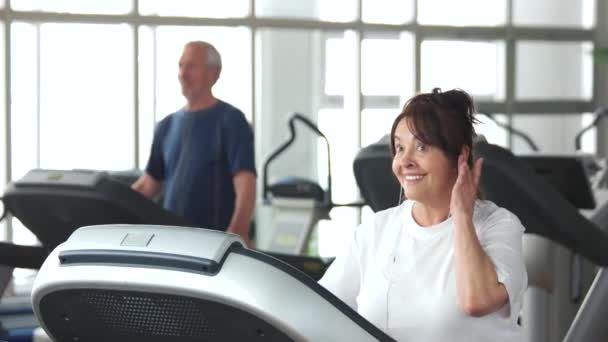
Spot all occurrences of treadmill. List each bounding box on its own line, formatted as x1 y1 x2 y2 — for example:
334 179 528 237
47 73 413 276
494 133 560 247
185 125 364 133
31 224 396 342
0 168 329 281
474 142 608 342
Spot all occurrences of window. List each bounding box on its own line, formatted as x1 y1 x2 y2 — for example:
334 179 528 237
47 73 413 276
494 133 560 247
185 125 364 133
474 113 509 148
11 22 134 174
317 109 359 203
256 0 357 22
421 40 505 100
139 0 249 18
418 0 507 26
324 36 357 96
362 0 414 24
38 24 134 171
361 109 397 147
516 41 593 100
361 34 415 97
511 114 592 153
0 23 6 196
138 26 156 169
12 0 131 14
513 0 595 28
10 22 38 181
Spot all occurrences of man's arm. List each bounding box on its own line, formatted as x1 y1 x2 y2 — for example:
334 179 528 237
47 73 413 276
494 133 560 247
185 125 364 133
227 171 256 248
132 173 163 200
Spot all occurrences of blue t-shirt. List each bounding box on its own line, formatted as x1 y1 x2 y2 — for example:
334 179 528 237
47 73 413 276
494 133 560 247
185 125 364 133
145 100 256 231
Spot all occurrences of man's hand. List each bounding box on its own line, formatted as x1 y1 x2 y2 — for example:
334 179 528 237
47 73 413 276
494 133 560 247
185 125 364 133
227 225 253 249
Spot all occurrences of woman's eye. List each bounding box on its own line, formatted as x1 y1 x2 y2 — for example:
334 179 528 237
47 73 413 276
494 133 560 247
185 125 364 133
415 143 426 152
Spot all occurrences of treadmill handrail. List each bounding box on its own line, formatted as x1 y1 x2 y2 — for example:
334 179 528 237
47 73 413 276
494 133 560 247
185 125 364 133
262 113 332 208
574 107 608 151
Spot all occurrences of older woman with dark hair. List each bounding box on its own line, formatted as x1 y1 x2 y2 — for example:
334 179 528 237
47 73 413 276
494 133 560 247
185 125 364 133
319 88 527 341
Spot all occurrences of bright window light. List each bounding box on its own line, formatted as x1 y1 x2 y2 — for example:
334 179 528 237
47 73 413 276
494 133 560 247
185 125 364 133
139 0 249 18
421 40 505 100
12 0 132 14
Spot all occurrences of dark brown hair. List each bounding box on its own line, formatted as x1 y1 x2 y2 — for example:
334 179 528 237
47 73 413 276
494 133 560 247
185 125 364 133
390 88 479 168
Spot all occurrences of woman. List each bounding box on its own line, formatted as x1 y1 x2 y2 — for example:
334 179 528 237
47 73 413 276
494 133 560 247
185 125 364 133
319 88 527 341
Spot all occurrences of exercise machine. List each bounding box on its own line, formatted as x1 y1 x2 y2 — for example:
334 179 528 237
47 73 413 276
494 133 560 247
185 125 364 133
263 113 333 255
263 113 361 256
475 143 607 342
31 224 395 342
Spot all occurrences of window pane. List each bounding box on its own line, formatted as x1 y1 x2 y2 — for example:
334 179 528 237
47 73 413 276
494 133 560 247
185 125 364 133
256 0 357 22
362 0 414 24
318 207 358 257
513 0 595 28
361 108 397 147
361 34 415 96
12 0 131 14
474 113 509 148
139 0 249 18
0 22 6 246
10 22 38 180
0 24 6 192
138 26 155 169
418 0 507 26
317 109 359 203
39 23 134 170
324 32 357 96
511 115 588 154
516 42 593 100
153 26 252 123
421 40 505 100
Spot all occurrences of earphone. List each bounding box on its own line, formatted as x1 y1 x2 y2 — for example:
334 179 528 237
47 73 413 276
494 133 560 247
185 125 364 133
398 176 404 205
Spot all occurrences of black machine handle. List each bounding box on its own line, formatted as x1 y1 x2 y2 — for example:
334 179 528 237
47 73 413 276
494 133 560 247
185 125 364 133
0 197 49 269
0 242 48 269
0 197 6 223
482 113 539 152
575 107 608 151
263 113 332 208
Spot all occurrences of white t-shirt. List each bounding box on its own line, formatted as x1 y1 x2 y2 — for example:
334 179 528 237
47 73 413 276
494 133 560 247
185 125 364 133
319 200 527 342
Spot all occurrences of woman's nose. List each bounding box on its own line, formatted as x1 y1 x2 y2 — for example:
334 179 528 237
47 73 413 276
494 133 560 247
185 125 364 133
398 149 415 168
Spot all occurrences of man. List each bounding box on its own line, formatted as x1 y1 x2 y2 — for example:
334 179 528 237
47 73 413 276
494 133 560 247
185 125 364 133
133 41 256 247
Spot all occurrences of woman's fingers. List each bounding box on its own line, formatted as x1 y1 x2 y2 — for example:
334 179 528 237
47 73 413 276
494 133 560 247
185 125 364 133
473 158 483 189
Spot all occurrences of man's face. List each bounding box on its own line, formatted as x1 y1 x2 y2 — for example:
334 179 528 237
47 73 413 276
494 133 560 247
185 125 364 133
178 45 214 101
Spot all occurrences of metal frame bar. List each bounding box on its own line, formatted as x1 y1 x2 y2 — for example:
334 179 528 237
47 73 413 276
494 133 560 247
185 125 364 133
594 0 608 156
2 0 11 242
132 0 140 169
0 10 594 42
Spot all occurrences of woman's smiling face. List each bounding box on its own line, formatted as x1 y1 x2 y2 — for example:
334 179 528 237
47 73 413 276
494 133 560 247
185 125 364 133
391 118 457 205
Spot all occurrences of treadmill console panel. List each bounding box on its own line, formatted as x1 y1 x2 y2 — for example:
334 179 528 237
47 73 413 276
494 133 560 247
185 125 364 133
518 155 596 210
15 169 104 188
